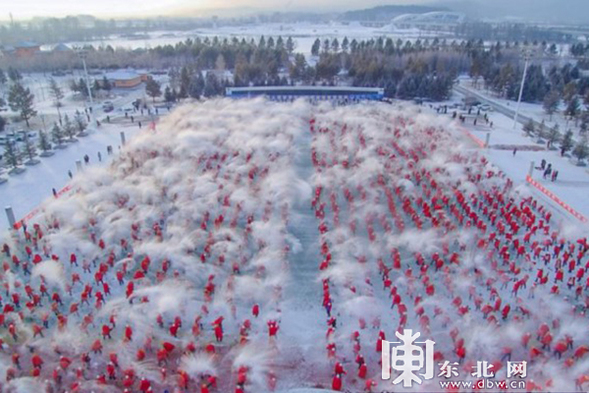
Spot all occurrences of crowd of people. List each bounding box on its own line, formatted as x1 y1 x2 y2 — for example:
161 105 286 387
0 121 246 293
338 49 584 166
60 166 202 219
307 104 588 391
0 99 588 392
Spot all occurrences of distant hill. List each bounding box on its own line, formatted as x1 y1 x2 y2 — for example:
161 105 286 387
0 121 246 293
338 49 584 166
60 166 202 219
435 0 589 25
341 5 449 22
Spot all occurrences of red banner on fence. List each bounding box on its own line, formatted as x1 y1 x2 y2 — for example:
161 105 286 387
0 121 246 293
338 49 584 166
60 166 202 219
13 184 74 230
525 175 588 223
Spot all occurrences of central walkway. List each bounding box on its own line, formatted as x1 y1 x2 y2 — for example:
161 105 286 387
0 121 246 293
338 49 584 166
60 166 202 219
278 124 329 390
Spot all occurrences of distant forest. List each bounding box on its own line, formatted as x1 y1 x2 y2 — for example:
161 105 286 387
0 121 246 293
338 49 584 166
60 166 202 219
2 35 584 104
0 11 577 48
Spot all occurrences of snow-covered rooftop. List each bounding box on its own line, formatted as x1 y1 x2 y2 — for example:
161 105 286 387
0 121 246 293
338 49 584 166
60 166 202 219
104 70 141 80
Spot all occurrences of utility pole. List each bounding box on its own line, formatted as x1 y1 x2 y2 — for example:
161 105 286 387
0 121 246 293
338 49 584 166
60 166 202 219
513 50 532 129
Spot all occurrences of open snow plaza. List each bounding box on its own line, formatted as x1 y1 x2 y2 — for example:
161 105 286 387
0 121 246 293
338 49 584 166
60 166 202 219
3 1 589 391
1 96 589 392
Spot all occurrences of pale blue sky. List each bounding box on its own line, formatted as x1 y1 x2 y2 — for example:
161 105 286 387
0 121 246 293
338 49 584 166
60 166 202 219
0 0 428 20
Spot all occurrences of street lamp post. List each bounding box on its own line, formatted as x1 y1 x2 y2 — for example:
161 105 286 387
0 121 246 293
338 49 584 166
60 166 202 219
513 50 532 129
77 49 96 129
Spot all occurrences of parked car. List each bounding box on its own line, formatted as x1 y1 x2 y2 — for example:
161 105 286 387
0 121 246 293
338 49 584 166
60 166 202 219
119 106 134 113
0 135 15 145
102 101 114 112
16 130 37 141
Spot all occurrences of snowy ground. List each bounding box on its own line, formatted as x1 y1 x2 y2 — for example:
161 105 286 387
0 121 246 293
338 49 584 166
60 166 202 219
1 72 171 231
0 119 151 231
436 89 589 226
2 99 589 392
456 77 584 141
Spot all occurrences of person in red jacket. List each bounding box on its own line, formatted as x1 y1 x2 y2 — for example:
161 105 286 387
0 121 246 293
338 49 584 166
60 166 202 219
213 317 224 342
332 373 343 391
268 320 279 338
125 325 133 342
102 324 112 339
139 378 152 392
31 353 43 369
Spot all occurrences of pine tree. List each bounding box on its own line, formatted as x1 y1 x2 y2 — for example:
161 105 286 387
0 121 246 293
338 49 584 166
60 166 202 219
102 76 112 91
203 72 220 98
331 38 340 53
51 123 65 146
8 82 37 127
573 136 589 163
7 67 22 82
547 124 561 148
145 77 162 103
164 86 174 103
48 78 64 123
342 37 349 52
538 120 547 139
286 37 295 54
38 130 52 154
23 132 37 163
562 81 577 106
523 119 535 136
581 112 589 134
93 79 101 94
3 140 20 169
543 90 559 121
189 73 205 99
565 97 580 120
322 39 330 53
311 39 321 56
560 130 574 156
73 114 86 135
61 115 76 140
178 66 190 99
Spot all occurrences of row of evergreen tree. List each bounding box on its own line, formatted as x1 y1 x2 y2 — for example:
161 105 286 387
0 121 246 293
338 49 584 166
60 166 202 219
3 115 87 170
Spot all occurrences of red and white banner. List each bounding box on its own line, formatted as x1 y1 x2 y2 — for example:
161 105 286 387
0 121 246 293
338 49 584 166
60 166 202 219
13 184 74 229
526 175 588 223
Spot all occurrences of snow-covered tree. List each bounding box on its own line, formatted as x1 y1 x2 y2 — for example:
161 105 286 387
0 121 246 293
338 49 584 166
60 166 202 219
145 77 162 103
51 123 65 146
38 130 51 153
48 77 64 123
23 132 37 162
286 36 295 54
3 140 21 169
8 82 37 127
572 136 589 163
63 115 76 140
547 124 560 148
543 90 559 121
74 113 86 135
560 130 574 156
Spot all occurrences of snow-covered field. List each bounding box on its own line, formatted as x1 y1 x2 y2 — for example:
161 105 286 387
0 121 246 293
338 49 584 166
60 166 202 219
1 72 170 231
2 99 589 392
444 85 589 225
54 22 449 58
